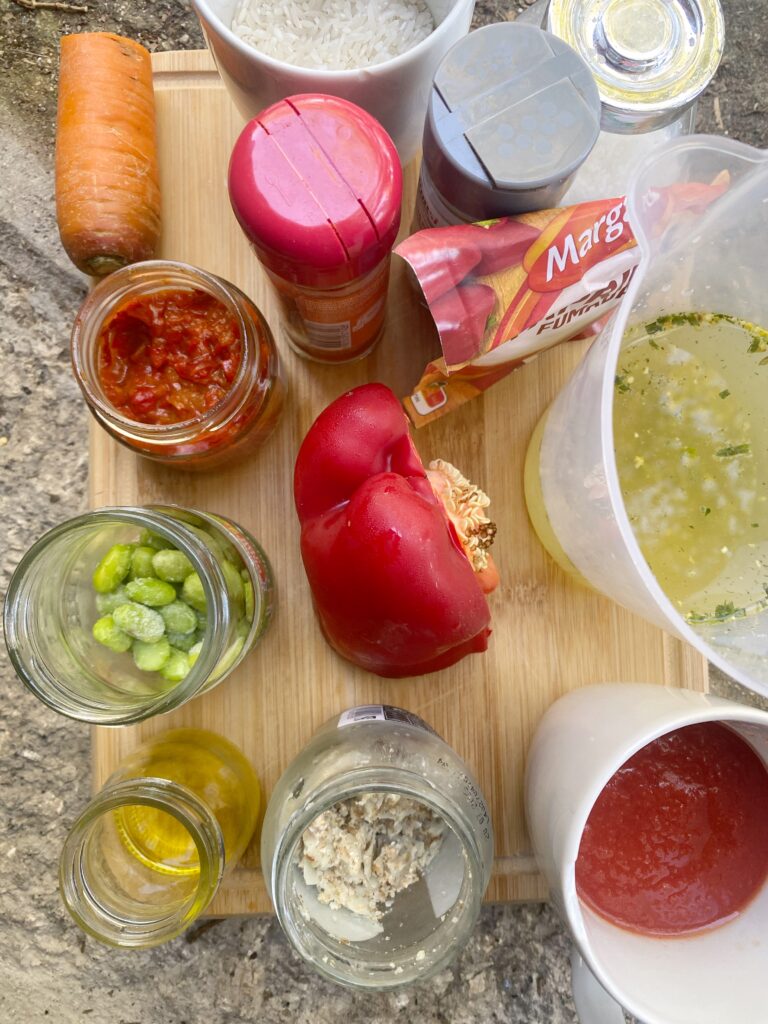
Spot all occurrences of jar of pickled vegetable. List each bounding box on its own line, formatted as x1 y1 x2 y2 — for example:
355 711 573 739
71 260 284 469
60 729 260 947
3 505 274 724
261 705 494 989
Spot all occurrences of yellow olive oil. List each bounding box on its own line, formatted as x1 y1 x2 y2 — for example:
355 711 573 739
114 731 260 878
613 313 768 622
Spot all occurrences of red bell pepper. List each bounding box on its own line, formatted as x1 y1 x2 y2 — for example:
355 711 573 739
294 383 498 677
472 219 542 276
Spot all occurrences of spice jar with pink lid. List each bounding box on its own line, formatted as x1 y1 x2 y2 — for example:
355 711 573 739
228 94 403 364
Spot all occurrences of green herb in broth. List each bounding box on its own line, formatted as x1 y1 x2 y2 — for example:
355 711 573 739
640 311 768 353
715 444 751 458
613 312 768 624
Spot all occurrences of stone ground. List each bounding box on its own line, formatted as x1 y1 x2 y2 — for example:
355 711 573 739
0 1 767 1022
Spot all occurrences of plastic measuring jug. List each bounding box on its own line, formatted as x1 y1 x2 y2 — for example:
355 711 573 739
525 135 768 695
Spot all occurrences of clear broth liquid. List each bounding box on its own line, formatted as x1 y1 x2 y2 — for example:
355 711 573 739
614 313 768 622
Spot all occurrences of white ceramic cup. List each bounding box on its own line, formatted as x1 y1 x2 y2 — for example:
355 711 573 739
190 0 475 163
525 682 768 1024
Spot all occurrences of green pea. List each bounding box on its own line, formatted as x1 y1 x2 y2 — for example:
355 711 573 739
160 649 191 683
92 615 132 653
160 600 197 635
132 637 171 672
221 559 244 605
113 602 165 643
125 577 177 607
207 524 240 566
211 636 245 680
188 641 203 667
181 572 207 613
152 549 194 583
130 546 157 580
243 579 254 623
92 544 133 594
95 585 131 615
167 630 198 652
187 525 228 565
139 529 173 551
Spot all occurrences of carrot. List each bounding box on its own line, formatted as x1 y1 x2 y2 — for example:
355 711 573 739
56 33 161 277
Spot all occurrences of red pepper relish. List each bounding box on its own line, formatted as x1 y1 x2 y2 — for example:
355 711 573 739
97 288 243 425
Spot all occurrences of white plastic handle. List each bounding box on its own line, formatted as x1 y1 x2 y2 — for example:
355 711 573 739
570 948 627 1024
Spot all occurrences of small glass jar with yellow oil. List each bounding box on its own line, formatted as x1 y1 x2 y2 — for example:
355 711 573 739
59 729 260 947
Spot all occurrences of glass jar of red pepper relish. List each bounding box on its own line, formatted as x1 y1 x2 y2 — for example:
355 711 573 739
228 94 403 364
71 261 284 469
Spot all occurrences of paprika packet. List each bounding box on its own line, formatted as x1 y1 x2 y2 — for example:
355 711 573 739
396 177 729 426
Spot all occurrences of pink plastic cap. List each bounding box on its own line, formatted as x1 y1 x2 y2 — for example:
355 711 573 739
229 94 403 289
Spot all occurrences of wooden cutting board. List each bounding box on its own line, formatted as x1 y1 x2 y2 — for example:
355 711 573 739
90 49 708 913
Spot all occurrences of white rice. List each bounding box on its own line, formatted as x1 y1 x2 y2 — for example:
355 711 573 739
231 0 435 71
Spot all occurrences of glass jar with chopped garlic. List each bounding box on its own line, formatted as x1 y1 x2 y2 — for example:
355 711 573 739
261 705 493 988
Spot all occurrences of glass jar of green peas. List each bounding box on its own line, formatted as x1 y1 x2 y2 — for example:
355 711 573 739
4 505 274 724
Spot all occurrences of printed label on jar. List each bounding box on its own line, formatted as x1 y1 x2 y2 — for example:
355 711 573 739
337 705 438 736
302 319 352 351
267 261 389 356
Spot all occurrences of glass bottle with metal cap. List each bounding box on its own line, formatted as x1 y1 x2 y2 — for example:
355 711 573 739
548 0 725 203
413 23 601 229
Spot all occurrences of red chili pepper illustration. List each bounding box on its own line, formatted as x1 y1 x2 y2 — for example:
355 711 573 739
432 283 496 366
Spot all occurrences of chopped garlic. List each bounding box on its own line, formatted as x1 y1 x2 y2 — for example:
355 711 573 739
298 792 444 921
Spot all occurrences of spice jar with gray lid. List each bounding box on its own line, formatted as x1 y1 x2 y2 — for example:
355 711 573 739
261 704 493 989
413 22 601 229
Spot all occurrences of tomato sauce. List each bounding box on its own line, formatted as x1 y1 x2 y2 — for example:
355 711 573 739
97 289 243 425
576 722 768 935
